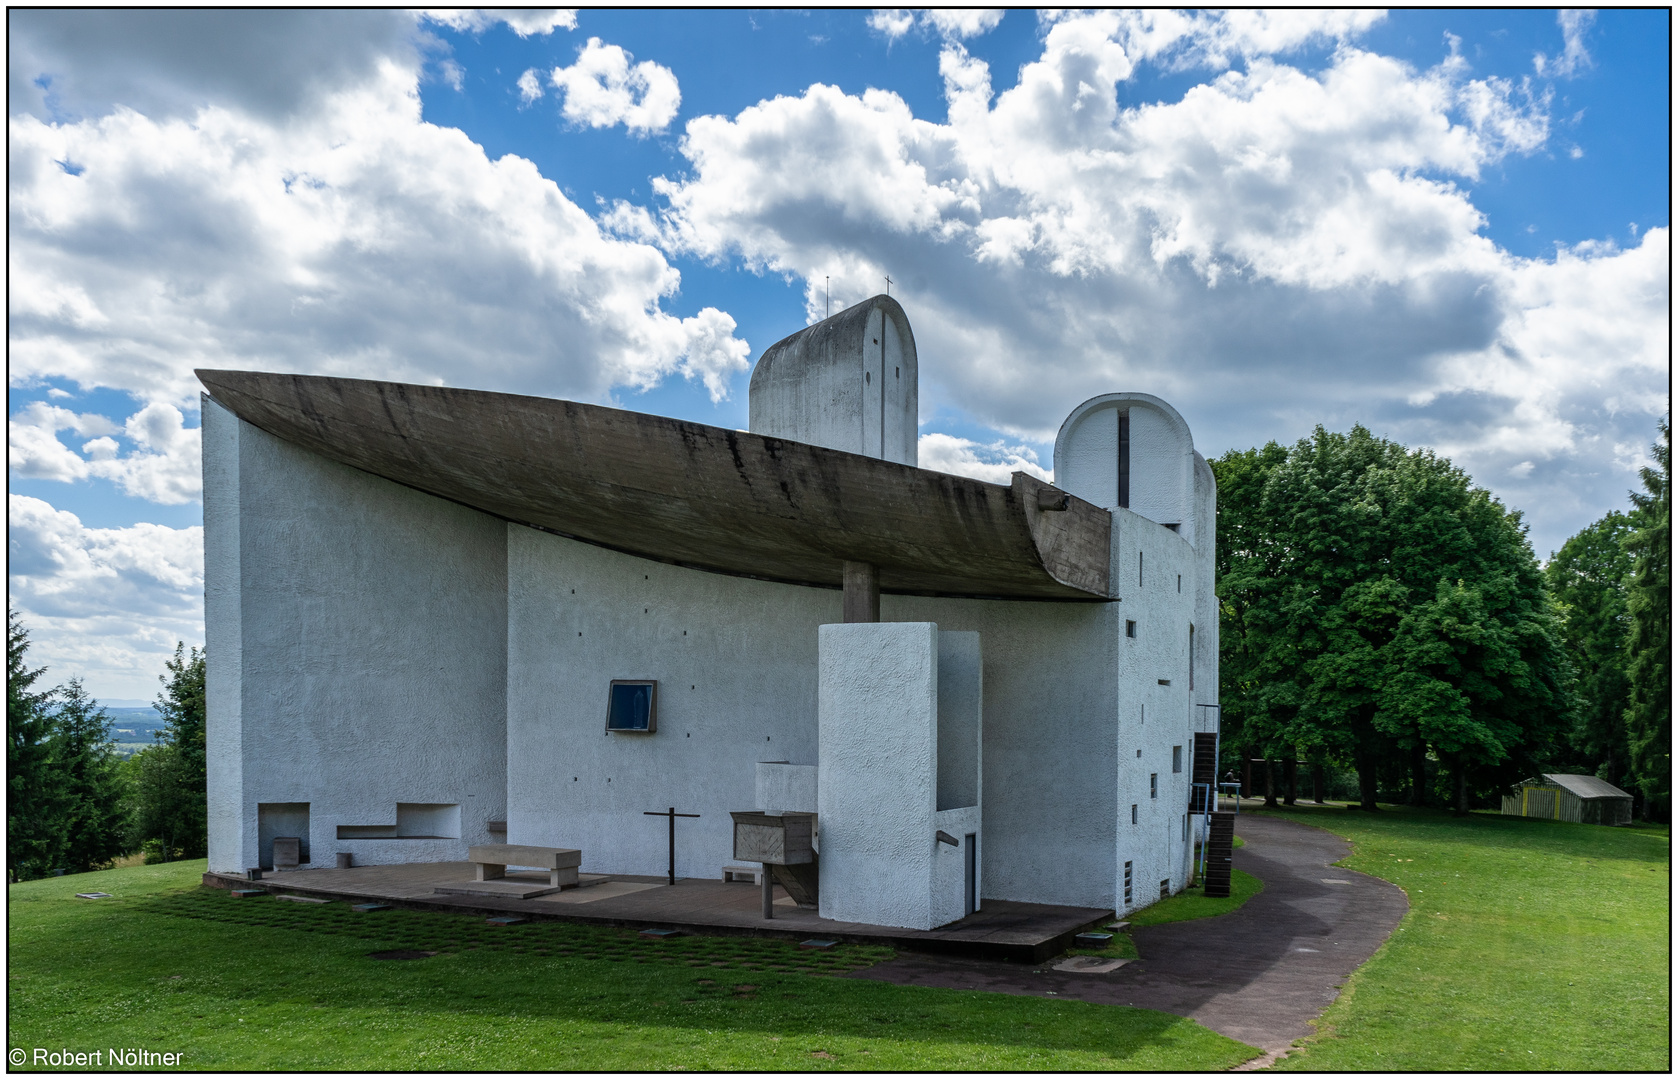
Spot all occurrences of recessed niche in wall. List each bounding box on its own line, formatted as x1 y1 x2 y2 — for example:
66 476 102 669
258 802 310 870
606 680 657 733
396 802 461 838
335 802 461 840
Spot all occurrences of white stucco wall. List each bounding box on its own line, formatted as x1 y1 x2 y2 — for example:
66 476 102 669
936 630 982 812
505 525 835 879
817 622 942 929
202 396 243 869
1054 393 1197 544
1050 389 1219 910
756 762 818 815
202 401 509 873
504 526 1129 908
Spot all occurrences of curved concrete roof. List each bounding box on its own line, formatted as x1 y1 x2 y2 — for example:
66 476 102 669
197 370 1112 601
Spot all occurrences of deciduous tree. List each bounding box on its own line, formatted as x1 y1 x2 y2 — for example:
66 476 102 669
1212 427 1570 811
1545 512 1636 787
1623 417 1670 820
126 642 208 858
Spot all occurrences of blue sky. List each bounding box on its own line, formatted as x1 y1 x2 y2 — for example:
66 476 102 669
8 9 1670 700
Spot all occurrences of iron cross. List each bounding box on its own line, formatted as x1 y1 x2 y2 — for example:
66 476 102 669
643 806 700 886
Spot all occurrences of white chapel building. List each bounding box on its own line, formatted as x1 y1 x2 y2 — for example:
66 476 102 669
201 295 1218 931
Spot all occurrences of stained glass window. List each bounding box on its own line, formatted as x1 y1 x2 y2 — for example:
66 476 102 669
606 680 657 733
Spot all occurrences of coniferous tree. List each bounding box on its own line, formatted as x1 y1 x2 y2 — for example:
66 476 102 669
51 678 130 872
1623 417 1670 820
8 607 66 880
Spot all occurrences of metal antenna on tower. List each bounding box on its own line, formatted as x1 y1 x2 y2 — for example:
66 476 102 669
885 274 892 297
826 276 830 318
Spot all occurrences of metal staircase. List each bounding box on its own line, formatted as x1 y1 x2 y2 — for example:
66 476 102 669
1189 727 1235 898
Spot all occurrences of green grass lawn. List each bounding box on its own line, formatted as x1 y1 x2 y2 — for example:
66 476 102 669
7 862 1258 1071
1261 803 1670 1072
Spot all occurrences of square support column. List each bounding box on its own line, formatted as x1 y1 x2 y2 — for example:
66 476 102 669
818 622 980 931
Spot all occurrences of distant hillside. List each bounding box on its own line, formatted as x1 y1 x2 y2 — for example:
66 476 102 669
102 706 166 741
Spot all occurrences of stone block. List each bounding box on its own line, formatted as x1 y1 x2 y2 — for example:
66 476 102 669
271 837 301 870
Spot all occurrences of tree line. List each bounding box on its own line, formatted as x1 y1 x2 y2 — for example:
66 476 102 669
7 609 207 881
1212 418 1670 821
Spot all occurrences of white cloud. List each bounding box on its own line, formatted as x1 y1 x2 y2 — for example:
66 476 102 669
866 10 918 40
9 401 117 481
870 10 1005 42
917 433 1050 484
9 10 424 123
924 11 1005 41
517 67 544 104
636 10 1662 555
8 45 744 412
549 38 681 135
1535 10 1595 78
418 10 578 38
10 401 204 503
8 494 204 700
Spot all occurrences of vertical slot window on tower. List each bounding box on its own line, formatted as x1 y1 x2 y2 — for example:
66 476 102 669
1173 746 1182 773
1189 625 1195 691
1151 773 1158 799
1117 409 1130 508
1126 619 1136 638
1138 551 1144 587
1124 860 1133 905
1131 803 1138 824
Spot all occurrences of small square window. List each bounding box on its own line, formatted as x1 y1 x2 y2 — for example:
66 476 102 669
605 680 657 733
1131 804 1138 824
1125 620 1136 638
1173 746 1183 773
1150 773 1158 799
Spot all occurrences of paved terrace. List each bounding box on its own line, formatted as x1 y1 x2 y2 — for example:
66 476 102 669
202 863 1111 963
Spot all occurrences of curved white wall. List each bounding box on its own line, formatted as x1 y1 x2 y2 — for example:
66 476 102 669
1054 393 1198 546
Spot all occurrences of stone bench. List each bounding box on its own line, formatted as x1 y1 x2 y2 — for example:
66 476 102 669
722 861 765 885
467 844 581 888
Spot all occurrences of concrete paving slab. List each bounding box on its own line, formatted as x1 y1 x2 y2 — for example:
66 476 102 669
1054 955 1131 974
532 880 663 905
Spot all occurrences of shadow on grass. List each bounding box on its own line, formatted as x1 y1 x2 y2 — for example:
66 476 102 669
9 874 1253 1070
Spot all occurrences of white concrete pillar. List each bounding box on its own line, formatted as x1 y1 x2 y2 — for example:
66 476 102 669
817 622 980 930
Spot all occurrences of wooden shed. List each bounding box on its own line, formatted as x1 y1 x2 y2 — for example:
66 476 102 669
1502 774 1634 826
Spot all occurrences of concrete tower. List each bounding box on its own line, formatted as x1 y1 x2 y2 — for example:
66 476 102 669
748 294 918 466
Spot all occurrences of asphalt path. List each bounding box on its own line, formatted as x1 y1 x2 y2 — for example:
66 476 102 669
848 810 1408 1063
